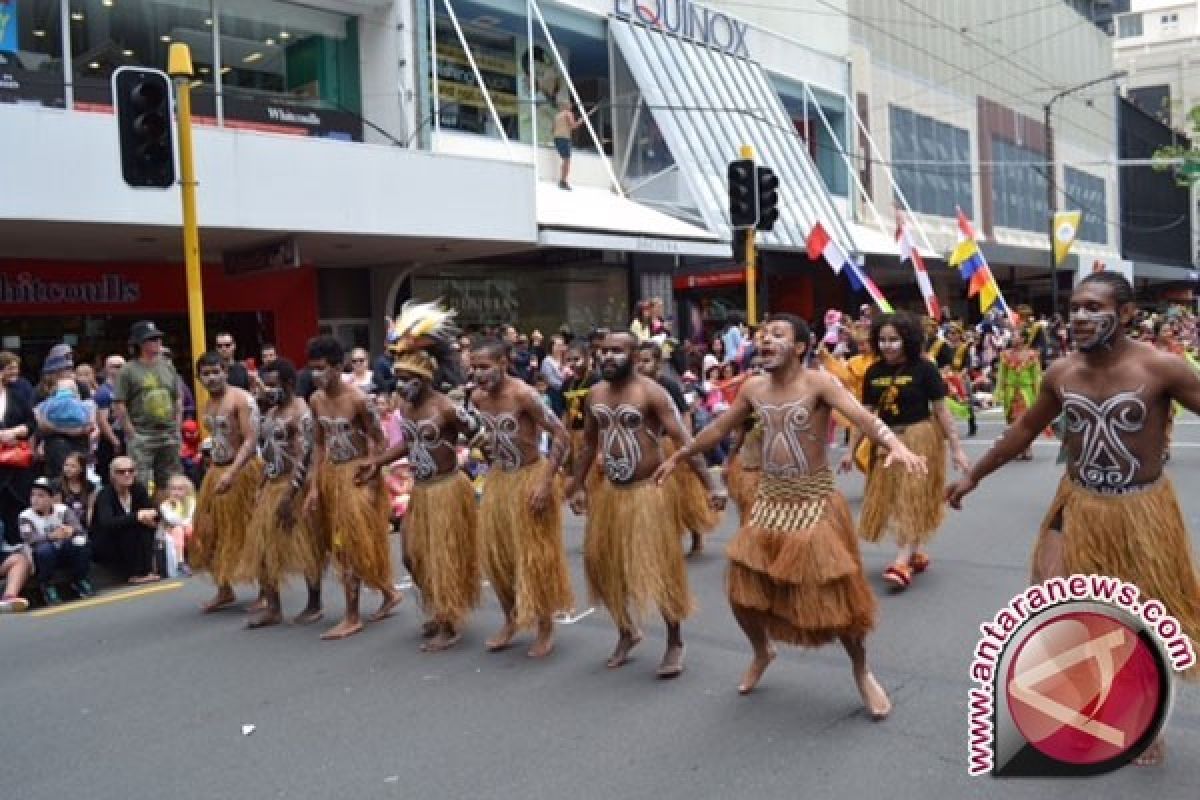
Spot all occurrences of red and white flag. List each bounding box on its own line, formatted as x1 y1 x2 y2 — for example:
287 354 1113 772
805 221 845 275
897 221 940 320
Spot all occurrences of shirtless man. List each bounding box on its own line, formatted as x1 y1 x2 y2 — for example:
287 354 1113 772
240 358 325 629
357 347 481 653
553 98 584 190
190 351 261 613
657 314 924 717
303 336 402 641
566 331 721 678
947 272 1200 766
469 339 574 657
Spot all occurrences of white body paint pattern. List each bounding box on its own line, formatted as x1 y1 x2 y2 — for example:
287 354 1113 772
592 403 644 483
400 416 443 480
478 410 523 471
753 400 814 478
1060 386 1147 489
260 413 293 480
319 416 362 464
206 413 234 465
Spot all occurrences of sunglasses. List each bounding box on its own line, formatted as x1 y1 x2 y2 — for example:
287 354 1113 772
352 358 367 364
113 467 135 475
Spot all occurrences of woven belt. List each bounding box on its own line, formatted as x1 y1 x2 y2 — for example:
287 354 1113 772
749 469 835 531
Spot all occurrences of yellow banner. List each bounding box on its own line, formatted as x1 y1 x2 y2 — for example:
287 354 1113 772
1053 210 1083 265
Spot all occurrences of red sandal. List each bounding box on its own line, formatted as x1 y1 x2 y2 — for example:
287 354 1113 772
909 553 931 574
883 563 912 589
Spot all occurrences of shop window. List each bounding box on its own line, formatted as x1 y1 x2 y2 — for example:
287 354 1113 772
1064 166 1108 244
773 77 850 198
1 0 65 107
990 137 1048 234
890 105 972 218
1116 12 1142 38
428 0 610 153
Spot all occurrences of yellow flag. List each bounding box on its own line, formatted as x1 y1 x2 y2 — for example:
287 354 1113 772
1053 210 1082 265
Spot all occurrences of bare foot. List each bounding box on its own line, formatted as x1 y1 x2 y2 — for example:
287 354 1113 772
1134 737 1165 767
528 626 555 658
420 619 439 638
369 588 403 622
245 595 268 614
737 647 777 694
486 618 518 652
201 589 237 613
421 627 461 652
320 618 364 640
292 607 324 625
246 610 283 629
855 669 891 720
656 643 686 679
606 629 644 668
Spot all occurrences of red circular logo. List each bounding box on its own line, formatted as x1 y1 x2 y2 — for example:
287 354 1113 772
1006 611 1164 766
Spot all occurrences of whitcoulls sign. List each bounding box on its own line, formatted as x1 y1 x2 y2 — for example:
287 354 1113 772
613 0 750 58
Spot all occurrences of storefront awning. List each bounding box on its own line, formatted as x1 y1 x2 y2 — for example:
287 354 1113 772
536 184 728 257
610 18 862 256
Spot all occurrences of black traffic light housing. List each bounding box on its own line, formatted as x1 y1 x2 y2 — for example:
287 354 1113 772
113 67 176 189
756 166 779 232
728 158 757 228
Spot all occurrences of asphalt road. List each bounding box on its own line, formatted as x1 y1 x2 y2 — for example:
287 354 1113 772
3 411 1200 799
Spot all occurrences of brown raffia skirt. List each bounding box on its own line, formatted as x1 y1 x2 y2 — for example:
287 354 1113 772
480 460 574 628
235 479 327 588
662 438 719 536
728 470 875 647
189 460 262 585
584 477 692 631
317 460 393 592
405 470 481 628
859 418 946 546
1032 475 1200 681
725 455 761 524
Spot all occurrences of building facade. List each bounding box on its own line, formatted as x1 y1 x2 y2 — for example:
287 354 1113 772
1114 0 1200 130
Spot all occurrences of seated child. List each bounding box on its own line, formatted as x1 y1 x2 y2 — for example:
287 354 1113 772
159 474 196 577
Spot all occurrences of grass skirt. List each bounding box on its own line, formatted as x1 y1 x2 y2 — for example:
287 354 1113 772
859 419 946 546
317 460 393 592
405 470 481 627
727 470 875 647
480 460 574 627
663 438 719 535
190 460 262 585
725 453 761 524
1033 476 1200 680
583 478 692 630
235 479 326 587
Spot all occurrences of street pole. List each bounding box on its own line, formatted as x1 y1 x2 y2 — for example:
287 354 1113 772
1044 101 1058 320
741 144 758 325
168 43 208 416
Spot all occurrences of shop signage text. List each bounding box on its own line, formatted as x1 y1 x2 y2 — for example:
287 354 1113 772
613 0 750 58
223 238 301 277
0 272 139 305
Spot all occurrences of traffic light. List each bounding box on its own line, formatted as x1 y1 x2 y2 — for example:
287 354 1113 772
728 158 757 228
756 166 779 232
113 67 176 189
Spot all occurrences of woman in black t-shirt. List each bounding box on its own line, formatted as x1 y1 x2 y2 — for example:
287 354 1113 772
843 312 969 590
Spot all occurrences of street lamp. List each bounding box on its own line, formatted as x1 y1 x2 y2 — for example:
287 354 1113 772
1043 70 1126 318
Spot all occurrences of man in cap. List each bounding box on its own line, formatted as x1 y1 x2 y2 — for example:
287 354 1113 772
114 321 182 500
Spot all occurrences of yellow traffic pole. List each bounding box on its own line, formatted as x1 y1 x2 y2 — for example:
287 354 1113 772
167 43 208 417
740 144 758 325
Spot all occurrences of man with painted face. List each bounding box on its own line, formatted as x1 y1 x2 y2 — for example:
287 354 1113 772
236 358 326 629
566 331 720 679
304 336 403 641
636 340 718 556
656 313 924 718
947 272 1200 767
562 341 598 476
467 339 574 657
356 342 482 652
189 351 262 613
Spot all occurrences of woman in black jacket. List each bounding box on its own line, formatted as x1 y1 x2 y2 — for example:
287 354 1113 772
0 352 37 546
91 456 160 584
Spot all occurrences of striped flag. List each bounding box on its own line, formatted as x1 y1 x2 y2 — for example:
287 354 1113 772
897 220 940 320
947 208 1013 320
807 222 894 313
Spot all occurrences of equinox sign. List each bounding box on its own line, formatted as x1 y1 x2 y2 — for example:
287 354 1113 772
613 0 750 58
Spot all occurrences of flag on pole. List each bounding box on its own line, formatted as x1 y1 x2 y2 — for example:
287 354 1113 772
947 208 1011 318
897 220 941 320
807 222 893 313
1053 210 1082 265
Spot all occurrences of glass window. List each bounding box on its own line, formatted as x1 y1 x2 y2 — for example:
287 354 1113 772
1 0 65 107
1117 12 1142 38
889 105 972 218
1064 166 1107 244
991 137 1048 233
772 77 849 197
428 0 610 153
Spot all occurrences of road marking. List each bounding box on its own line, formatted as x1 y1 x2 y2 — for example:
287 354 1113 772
30 580 183 618
554 607 596 624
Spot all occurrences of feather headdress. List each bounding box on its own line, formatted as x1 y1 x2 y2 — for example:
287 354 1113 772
387 299 458 356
